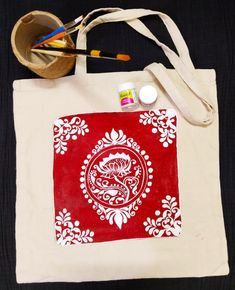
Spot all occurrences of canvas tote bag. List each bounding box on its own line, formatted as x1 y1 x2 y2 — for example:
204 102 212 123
13 8 229 283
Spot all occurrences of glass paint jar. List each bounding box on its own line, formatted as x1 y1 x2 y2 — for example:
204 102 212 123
139 85 158 106
118 82 139 111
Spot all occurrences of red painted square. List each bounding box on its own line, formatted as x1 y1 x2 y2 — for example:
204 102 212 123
53 110 181 246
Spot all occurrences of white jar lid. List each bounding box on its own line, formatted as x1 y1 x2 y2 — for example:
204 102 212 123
118 82 135 92
139 85 158 105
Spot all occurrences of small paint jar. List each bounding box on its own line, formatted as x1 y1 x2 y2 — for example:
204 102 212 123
139 85 158 106
118 82 139 111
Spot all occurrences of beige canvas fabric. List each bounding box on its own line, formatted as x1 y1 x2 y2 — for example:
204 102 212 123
13 8 229 283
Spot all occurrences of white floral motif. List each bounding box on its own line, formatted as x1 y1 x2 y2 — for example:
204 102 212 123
96 152 132 179
54 116 89 154
143 195 181 237
90 151 142 207
139 109 176 148
93 198 143 230
91 129 141 154
55 208 94 246
103 129 127 146
80 129 153 230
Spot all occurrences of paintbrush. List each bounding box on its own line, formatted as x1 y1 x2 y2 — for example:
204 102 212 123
31 47 131 61
47 40 66 48
32 15 83 49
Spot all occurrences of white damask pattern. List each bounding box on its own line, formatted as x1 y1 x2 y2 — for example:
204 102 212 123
54 116 89 155
55 208 94 246
139 109 177 148
80 129 153 230
143 195 181 237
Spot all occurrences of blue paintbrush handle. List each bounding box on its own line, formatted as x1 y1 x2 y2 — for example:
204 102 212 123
32 26 65 47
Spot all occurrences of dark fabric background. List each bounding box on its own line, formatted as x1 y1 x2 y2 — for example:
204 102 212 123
0 1 234 289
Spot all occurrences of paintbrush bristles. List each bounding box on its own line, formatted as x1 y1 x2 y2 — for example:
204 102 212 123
64 15 83 29
117 54 131 61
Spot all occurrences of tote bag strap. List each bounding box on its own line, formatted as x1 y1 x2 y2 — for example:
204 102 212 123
145 63 215 125
75 8 215 126
76 8 195 74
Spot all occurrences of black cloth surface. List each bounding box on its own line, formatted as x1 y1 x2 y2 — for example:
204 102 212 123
0 1 235 289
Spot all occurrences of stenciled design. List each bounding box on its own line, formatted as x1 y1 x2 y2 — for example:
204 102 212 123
54 116 89 155
80 129 153 229
55 208 94 246
139 109 177 148
143 195 181 237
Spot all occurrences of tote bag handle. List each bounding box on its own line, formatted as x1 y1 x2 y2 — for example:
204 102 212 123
75 8 215 126
75 8 195 73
